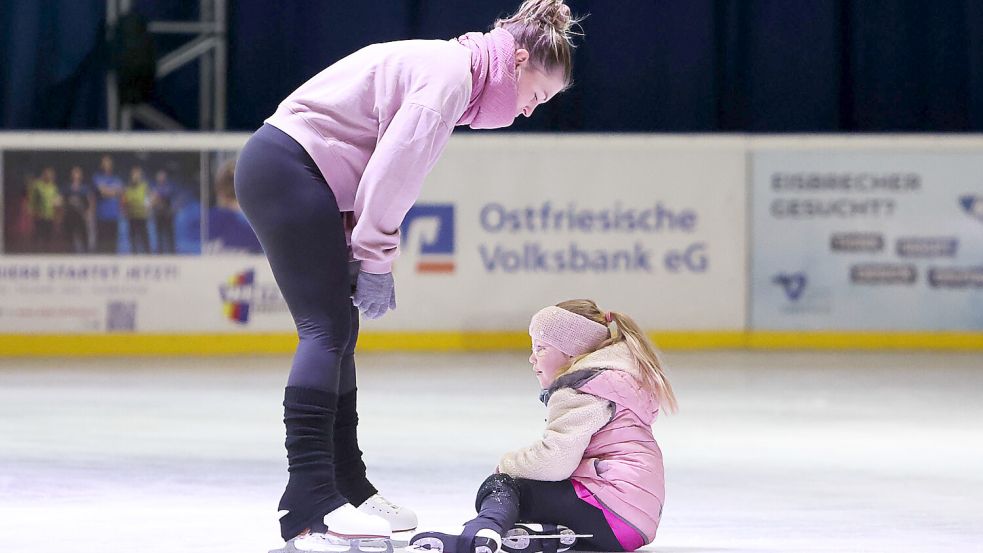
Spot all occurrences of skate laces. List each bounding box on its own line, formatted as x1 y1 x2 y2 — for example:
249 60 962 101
370 494 400 513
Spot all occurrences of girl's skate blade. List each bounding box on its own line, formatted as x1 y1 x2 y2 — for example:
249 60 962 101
502 524 586 553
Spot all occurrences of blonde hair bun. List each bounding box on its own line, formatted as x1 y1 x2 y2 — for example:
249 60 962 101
546 1 573 31
523 0 574 32
495 0 583 85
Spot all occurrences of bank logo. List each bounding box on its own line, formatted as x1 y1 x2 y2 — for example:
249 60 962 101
222 270 254 323
772 272 808 301
960 195 983 223
401 204 455 273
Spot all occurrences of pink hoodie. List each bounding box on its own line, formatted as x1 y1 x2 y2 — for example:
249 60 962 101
265 31 517 274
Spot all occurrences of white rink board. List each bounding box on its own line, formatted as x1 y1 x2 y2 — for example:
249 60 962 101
379 135 748 331
0 256 290 332
0 134 747 334
6 132 983 336
751 149 983 331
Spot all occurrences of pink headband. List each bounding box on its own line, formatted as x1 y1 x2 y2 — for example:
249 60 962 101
529 306 610 357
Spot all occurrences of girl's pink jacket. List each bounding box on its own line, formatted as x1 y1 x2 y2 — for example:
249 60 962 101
569 343 666 543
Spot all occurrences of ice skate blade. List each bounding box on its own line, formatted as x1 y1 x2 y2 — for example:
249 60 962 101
270 536 394 553
502 525 590 553
348 538 395 553
503 534 592 540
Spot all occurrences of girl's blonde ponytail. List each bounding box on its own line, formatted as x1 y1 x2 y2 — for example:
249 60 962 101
607 311 678 414
554 300 679 414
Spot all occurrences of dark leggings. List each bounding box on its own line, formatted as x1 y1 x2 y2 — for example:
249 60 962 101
468 474 626 552
235 124 375 540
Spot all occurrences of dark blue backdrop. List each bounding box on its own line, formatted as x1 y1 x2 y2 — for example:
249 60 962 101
2 0 982 131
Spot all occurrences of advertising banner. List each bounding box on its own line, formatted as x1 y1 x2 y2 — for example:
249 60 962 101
0 140 277 335
0 256 290 333
2 149 203 256
377 136 748 332
1 147 259 258
1 135 748 336
751 149 983 330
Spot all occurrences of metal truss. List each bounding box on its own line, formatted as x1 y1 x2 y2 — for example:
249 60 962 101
106 0 227 130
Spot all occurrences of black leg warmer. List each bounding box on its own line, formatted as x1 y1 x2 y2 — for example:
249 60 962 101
333 388 378 506
278 386 348 541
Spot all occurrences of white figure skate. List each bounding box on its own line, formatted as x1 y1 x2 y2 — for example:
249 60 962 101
272 504 392 553
358 493 419 533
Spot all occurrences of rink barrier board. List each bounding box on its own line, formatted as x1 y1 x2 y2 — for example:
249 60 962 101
0 331 980 356
2 133 983 353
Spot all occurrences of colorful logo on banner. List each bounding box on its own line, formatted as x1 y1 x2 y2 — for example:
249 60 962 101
222 270 254 323
218 268 288 325
401 204 455 273
960 195 983 223
772 272 808 301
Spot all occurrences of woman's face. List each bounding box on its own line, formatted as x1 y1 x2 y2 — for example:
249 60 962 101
514 49 566 118
529 338 571 389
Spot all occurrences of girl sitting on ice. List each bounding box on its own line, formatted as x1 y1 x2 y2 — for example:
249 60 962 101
411 299 678 553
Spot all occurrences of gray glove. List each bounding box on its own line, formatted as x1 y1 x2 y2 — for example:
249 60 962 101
352 270 396 319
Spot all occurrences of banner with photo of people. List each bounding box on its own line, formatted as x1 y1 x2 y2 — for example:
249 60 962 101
3 150 202 255
203 150 264 255
0 139 269 334
1 146 265 258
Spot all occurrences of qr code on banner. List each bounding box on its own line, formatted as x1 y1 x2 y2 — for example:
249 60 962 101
106 301 137 332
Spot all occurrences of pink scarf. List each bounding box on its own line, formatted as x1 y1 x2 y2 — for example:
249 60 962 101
455 28 519 129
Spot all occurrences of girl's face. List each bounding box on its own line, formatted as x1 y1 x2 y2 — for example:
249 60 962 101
529 338 571 388
514 49 567 118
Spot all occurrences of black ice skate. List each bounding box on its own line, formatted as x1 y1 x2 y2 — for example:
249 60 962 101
409 527 501 553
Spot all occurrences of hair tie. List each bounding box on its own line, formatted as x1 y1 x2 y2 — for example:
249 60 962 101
604 312 613 324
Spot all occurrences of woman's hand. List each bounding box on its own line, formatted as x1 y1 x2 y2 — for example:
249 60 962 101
353 271 396 319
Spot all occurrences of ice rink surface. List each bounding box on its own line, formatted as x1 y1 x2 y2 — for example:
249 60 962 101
1 350 981 553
